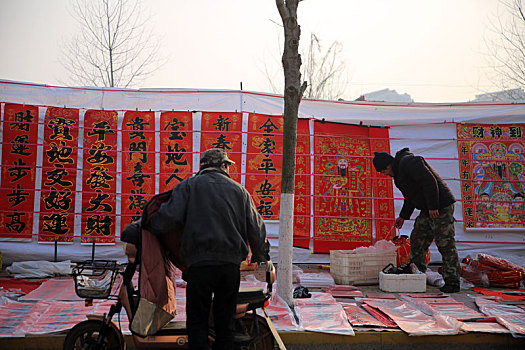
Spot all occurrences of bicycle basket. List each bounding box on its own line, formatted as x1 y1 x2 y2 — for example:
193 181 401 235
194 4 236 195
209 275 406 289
73 260 121 299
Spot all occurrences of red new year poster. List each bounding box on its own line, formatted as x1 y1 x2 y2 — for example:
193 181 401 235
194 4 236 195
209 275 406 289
200 112 242 183
245 113 283 220
369 127 395 241
293 118 311 248
457 123 525 229
159 111 193 192
121 111 155 227
81 110 118 243
39 107 79 242
313 121 374 253
0 103 39 240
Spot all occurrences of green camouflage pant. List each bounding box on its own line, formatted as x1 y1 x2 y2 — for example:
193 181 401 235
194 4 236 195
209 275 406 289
410 204 460 287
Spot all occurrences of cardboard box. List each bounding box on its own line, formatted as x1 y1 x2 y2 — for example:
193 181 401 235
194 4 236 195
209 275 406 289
379 271 426 292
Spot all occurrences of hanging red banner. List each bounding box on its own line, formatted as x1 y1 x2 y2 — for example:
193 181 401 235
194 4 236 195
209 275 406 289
369 127 395 242
159 111 193 192
313 121 373 253
39 107 79 242
81 110 118 243
293 119 311 248
200 112 243 183
121 111 156 227
245 113 283 220
0 103 39 240
457 123 525 229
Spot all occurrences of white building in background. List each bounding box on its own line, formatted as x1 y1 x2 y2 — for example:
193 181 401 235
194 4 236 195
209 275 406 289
355 88 413 103
473 88 525 102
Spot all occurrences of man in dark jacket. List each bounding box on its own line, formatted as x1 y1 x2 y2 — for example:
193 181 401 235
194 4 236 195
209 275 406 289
373 148 460 293
146 148 269 349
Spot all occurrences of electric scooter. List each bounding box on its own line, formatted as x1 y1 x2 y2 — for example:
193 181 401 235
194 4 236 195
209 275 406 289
63 259 280 349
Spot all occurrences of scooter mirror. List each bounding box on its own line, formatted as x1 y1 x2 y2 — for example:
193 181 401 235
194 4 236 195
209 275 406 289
265 261 276 285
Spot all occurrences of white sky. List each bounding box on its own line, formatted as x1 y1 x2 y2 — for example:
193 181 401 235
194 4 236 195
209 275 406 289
0 0 513 102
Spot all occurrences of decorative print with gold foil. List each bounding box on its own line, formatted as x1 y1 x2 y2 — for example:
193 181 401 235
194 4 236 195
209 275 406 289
159 111 193 192
313 121 374 253
0 104 39 240
246 113 283 220
369 127 395 241
457 123 525 229
39 107 79 242
121 111 155 227
200 112 242 183
293 119 311 248
81 110 118 243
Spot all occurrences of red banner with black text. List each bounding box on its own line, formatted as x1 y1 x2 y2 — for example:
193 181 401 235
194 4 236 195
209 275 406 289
39 107 79 242
0 105 394 250
0 103 39 240
121 111 156 227
200 112 243 183
81 110 118 243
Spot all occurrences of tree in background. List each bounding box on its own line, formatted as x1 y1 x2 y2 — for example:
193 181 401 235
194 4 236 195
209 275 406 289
61 0 165 88
276 0 307 307
485 0 525 99
264 30 348 101
302 33 347 100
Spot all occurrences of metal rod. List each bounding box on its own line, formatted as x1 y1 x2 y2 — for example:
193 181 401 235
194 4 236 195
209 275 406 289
91 238 96 261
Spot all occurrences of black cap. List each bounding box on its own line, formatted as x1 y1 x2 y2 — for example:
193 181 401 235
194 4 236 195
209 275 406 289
200 148 235 167
373 152 394 172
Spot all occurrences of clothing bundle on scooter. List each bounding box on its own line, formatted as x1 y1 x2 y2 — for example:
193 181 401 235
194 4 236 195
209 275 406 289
122 190 186 337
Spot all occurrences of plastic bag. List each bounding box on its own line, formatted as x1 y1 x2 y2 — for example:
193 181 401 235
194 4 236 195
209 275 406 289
426 268 445 288
6 260 72 279
345 239 397 255
392 235 430 267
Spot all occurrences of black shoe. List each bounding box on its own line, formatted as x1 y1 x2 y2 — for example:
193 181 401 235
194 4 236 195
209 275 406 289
440 284 460 293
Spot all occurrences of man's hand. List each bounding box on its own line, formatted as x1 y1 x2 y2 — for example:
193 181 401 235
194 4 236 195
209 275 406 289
394 217 404 229
429 209 439 219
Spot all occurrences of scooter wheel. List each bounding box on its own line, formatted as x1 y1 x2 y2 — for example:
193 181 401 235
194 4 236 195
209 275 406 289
63 319 124 350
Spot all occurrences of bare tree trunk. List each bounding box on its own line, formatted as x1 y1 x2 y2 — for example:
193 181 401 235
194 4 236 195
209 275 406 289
276 0 306 307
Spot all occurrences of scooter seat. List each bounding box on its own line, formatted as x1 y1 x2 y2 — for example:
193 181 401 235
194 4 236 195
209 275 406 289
236 287 265 304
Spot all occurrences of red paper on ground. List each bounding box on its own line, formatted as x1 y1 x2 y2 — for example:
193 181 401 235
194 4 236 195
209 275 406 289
39 107 79 242
0 278 44 294
121 111 156 226
159 111 193 192
342 303 387 327
81 110 118 243
0 103 39 240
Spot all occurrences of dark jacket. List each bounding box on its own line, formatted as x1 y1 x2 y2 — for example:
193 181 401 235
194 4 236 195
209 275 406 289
146 167 269 267
393 148 455 219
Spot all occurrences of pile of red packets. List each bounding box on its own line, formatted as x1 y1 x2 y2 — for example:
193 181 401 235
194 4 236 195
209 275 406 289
460 253 525 288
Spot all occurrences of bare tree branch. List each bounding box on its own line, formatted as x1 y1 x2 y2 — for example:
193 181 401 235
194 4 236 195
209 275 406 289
60 0 166 88
485 0 525 98
262 28 348 100
301 33 347 100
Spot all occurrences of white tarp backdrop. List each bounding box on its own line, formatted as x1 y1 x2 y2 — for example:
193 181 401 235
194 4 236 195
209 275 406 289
1 80 524 266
